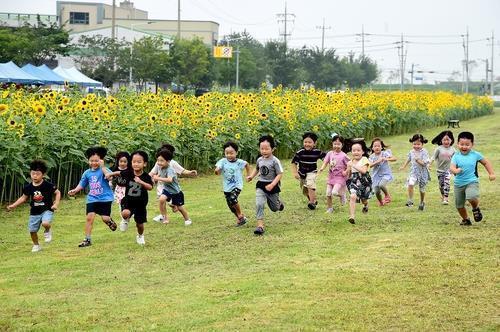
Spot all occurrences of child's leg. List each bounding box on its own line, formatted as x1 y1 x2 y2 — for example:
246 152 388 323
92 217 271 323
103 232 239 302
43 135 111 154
443 172 451 201
136 222 144 235
437 171 445 197
408 185 414 200
349 192 357 219
30 232 39 245
255 189 267 228
176 205 190 221
266 192 284 212
85 213 96 238
121 209 131 220
454 184 470 221
308 188 316 204
159 194 168 220
326 184 333 209
374 185 383 203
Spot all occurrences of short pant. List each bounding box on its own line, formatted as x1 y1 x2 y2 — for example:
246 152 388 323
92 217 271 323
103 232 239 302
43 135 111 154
300 172 318 190
28 210 53 232
86 201 112 216
224 188 241 207
162 189 185 206
121 198 147 224
454 182 480 209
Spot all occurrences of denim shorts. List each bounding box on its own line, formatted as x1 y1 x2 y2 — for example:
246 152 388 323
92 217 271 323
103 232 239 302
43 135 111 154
28 210 54 232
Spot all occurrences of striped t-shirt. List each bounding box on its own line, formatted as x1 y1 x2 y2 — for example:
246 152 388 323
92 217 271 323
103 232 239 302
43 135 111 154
291 148 326 177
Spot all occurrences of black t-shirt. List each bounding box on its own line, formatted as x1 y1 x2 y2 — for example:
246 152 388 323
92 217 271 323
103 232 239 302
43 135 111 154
120 170 153 205
112 169 128 187
22 180 57 215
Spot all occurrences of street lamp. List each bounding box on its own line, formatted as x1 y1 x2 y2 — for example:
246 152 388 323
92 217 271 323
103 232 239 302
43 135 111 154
129 21 156 88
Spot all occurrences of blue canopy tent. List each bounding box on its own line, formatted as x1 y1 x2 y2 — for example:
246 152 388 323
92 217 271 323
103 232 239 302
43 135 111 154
0 61 42 84
21 64 65 85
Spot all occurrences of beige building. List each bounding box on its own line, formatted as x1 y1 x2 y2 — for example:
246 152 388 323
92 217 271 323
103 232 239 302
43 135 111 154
56 0 219 45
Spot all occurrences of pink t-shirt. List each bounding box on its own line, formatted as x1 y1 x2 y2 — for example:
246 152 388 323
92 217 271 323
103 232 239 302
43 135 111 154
324 150 349 185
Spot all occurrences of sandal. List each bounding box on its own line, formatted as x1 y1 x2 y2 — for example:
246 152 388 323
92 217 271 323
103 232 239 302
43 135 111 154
104 219 117 231
254 226 265 235
236 216 247 227
472 208 483 222
348 218 355 224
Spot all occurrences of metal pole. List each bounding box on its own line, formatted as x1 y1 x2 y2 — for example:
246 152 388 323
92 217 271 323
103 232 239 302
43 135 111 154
235 44 240 90
177 0 181 38
491 31 494 96
485 59 489 94
129 25 134 86
465 27 469 93
111 0 116 40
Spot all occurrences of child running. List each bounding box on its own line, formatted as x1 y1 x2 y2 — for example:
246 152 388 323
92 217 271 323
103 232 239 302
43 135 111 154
369 138 397 206
319 133 349 213
7 160 61 252
68 147 117 247
215 141 251 226
400 134 431 210
247 135 284 235
155 148 193 226
450 131 495 225
107 150 153 245
150 143 197 222
111 151 130 231
346 140 372 224
291 132 326 210
430 130 456 205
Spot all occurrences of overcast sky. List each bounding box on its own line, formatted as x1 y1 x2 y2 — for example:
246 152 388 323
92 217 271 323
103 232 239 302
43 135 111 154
2 0 499 82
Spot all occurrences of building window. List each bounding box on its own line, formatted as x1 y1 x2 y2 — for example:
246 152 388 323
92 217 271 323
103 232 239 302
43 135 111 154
69 12 89 24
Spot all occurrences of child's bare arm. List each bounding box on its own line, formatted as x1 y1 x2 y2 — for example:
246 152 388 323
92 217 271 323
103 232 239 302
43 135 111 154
319 160 328 172
399 159 409 170
449 162 461 175
68 184 84 196
291 163 300 180
479 158 496 181
246 167 258 182
266 173 282 191
7 194 28 211
52 189 62 210
244 163 251 176
214 167 222 175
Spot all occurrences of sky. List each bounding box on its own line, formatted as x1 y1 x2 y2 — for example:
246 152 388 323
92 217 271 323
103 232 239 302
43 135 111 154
2 0 500 83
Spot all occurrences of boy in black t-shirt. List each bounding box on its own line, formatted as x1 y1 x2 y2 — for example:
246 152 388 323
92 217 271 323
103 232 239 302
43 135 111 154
7 160 61 252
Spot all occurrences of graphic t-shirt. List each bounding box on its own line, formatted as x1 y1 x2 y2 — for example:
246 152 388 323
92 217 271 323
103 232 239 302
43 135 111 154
256 156 283 194
120 170 154 205
215 158 247 192
78 168 114 203
22 180 57 215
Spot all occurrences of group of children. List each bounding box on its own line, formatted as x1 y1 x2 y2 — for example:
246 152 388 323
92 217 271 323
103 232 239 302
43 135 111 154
7 130 496 252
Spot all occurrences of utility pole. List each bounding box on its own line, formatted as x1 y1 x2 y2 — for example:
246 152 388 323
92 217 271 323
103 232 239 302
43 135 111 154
490 31 494 96
316 18 331 53
111 0 116 39
485 59 489 94
396 34 408 91
356 25 368 58
409 63 415 88
277 2 295 50
462 27 470 93
177 0 181 39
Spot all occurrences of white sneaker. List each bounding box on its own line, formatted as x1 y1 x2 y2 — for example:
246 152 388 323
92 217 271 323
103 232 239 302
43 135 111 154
152 214 164 222
326 208 333 213
43 230 52 243
31 244 42 252
136 234 145 245
184 219 192 226
442 200 449 205
119 219 129 232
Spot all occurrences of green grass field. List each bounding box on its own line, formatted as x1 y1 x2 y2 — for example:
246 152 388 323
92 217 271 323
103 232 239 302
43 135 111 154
1 110 499 331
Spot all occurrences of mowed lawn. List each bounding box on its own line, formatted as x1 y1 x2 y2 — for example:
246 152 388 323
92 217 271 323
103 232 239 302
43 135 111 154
1 109 499 331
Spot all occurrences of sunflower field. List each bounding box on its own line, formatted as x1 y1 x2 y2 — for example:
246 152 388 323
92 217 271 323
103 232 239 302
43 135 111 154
0 85 493 204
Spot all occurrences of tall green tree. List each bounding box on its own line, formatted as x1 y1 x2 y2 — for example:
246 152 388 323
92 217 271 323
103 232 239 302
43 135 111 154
0 18 69 65
129 36 172 89
169 38 211 87
73 35 129 87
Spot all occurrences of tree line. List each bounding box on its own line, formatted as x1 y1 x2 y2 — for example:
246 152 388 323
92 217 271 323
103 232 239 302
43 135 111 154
0 23 378 90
